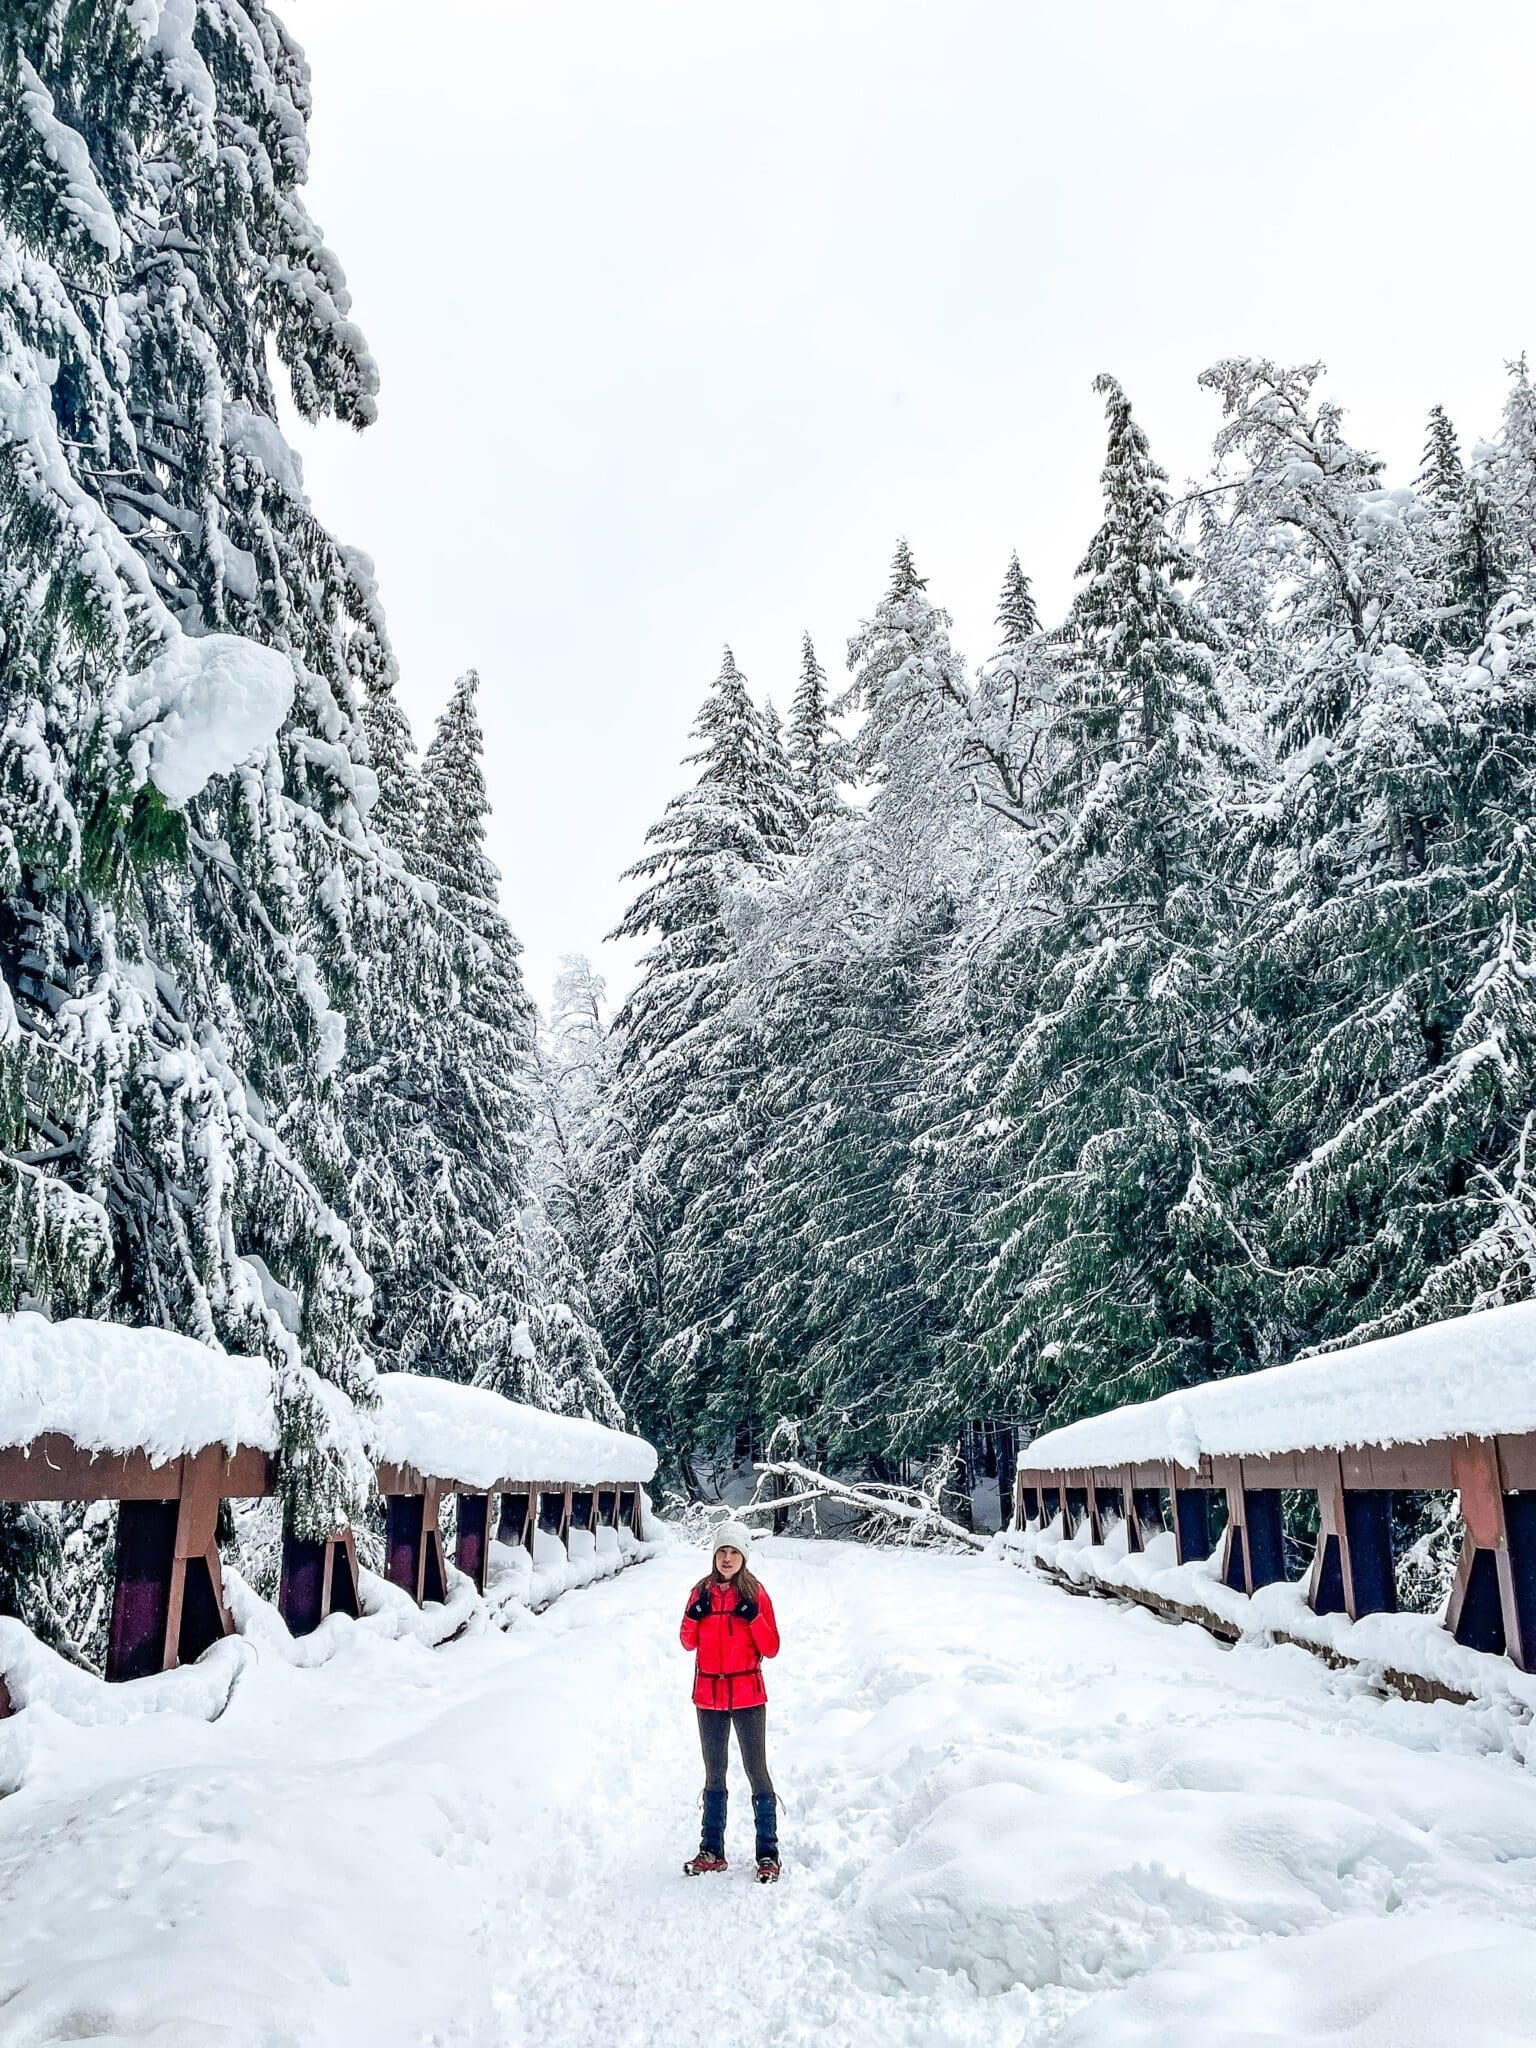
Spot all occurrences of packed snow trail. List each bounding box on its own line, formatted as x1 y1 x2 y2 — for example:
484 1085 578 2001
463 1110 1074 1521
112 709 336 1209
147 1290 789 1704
5 1540 1536 2046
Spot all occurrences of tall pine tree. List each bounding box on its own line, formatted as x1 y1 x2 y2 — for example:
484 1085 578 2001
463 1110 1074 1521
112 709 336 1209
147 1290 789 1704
976 375 1244 1424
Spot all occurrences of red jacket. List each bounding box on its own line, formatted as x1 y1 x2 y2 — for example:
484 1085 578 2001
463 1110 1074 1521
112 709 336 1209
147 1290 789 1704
680 1577 780 1710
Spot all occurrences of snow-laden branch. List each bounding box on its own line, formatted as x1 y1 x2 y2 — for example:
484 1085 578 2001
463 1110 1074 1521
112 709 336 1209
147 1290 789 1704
741 1456 988 1551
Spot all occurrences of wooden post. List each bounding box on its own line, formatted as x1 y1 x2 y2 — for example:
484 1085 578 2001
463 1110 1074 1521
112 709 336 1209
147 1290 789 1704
330 1527 362 1619
1169 1465 1213 1564
1219 1462 1286 1595
279 1528 360 1636
1122 1470 1163 1554
384 1481 449 1606
106 1498 178 1682
496 1487 533 1551
385 1491 422 1597
279 1533 327 1635
278 1528 359 1635
106 1447 231 1683
455 1491 492 1594
1307 1456 1395 1619
1447 1436 1536 1669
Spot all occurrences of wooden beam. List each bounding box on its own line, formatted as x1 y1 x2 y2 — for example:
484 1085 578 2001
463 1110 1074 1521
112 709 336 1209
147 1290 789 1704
0 1437 274 1504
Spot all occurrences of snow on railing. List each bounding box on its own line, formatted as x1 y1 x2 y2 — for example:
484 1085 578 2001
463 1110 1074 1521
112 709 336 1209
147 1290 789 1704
1011 1301 1536 1688
0 1321 657 1713
0 1316 279 1695
370 1372 656 1610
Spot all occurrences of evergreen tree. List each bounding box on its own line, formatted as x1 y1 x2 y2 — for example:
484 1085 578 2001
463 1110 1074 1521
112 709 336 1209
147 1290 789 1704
975 374 1244 1423
0 0 399 1561
731 550 988 1465
1415 405 1507 651
1420 405 1465 501
606 650 792 1456
524 956 625 1423
374 671 543 1397
786 632 845 826
1199 359 1483 1349
967 550 1063 831
841 540 973 810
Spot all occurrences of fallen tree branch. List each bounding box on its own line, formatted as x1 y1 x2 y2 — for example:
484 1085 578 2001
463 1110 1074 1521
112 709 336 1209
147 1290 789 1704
733 1489 832 1518
746 1457 989 1552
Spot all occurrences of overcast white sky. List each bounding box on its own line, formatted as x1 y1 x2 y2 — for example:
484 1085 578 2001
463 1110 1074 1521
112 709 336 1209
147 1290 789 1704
286 0 1536 1006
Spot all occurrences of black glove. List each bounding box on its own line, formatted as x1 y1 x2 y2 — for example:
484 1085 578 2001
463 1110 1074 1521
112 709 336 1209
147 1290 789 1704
734 1591 760 1623
685 1587 713 1622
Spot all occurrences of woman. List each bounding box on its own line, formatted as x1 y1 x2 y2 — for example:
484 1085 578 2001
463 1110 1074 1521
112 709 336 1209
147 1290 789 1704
679 1517 781 1880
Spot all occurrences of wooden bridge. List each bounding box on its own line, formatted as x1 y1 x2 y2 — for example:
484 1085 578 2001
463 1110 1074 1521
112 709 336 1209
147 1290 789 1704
1014 1300 1536 1687
0 1324 654 1713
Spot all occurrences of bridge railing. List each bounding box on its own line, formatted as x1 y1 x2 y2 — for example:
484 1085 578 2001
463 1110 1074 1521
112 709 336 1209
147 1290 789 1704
368 1372 653 1617
0 1320 656 1710
1013 1300 1536 1673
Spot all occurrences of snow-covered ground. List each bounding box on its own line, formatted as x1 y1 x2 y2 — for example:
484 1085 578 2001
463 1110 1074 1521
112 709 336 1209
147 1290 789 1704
4 1538 1536 2046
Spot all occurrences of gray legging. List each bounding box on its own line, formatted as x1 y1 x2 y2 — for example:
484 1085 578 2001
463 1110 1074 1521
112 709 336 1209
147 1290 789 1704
697 1705 775 1799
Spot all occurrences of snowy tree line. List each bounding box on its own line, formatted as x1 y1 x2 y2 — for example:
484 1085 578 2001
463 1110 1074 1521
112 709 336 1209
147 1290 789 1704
569 360 1536 1488
0 1 613 1639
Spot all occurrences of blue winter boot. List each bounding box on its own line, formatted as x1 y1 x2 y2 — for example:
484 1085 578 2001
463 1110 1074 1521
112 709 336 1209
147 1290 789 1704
753 1792 780 1882
684 1788 728 1875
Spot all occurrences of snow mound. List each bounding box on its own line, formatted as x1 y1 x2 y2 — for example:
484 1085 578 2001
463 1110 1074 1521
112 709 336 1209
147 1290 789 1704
1057 1913 1536 2047
1022 1298 1536 1471
0 1312 277 1462
373 1372 656 1488
121 631 294 805
863 1778 1411 1995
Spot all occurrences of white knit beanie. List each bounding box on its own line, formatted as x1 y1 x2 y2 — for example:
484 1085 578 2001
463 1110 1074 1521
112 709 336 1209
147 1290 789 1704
710 1516 754 1560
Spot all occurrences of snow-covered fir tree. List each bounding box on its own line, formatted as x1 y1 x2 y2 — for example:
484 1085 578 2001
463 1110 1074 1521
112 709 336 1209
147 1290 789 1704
606 648 800 1463
785 632 846 826
0 4 624 1648
0 0 392 1570
370 669 541 1398
973 375 1245 1422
